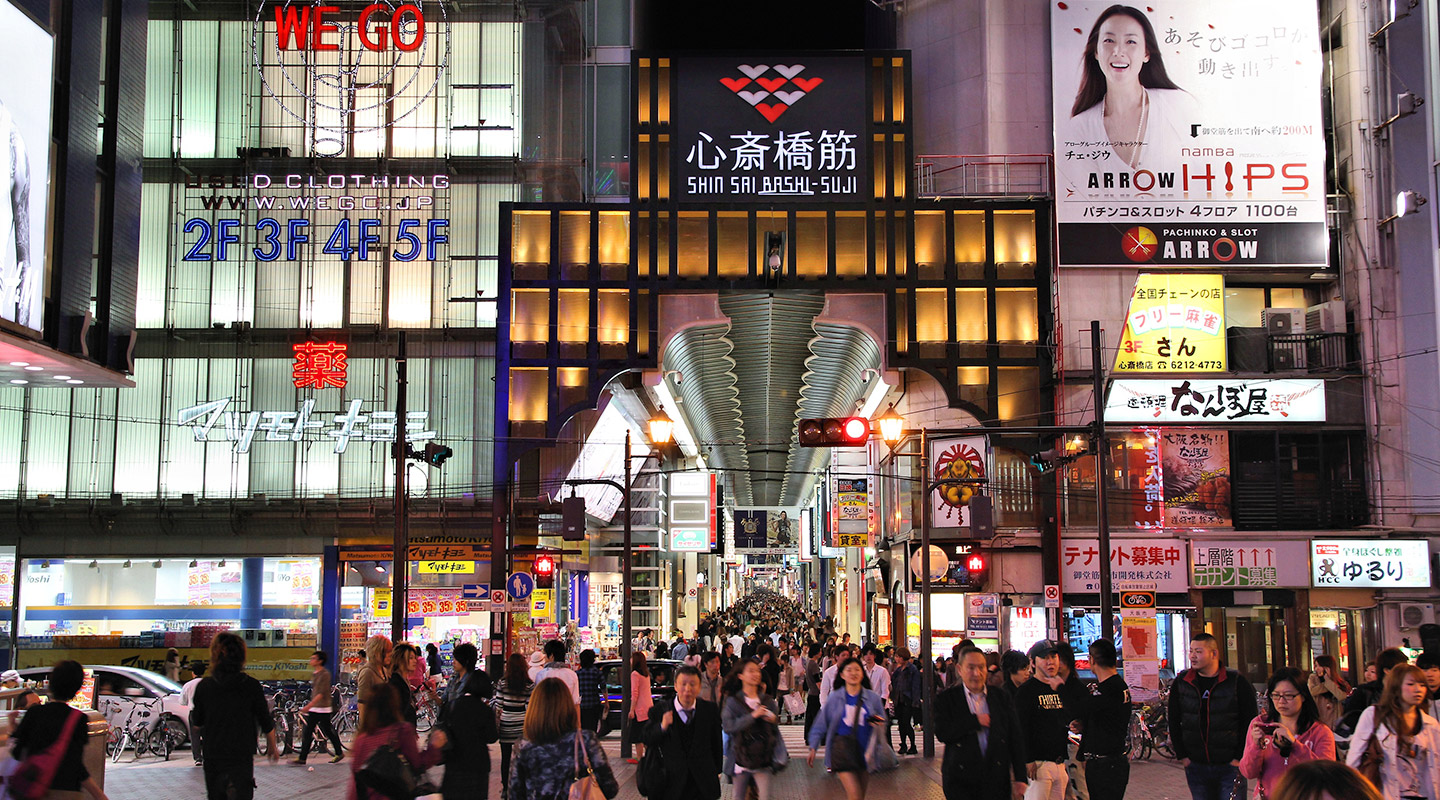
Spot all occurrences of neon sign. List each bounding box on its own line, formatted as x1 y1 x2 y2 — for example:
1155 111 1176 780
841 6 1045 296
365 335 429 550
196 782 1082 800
177 398 435 454
292 341 348 389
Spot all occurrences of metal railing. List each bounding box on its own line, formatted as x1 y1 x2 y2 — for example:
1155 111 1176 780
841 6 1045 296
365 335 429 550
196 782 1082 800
915 153 1053 198
1266 332 1361 373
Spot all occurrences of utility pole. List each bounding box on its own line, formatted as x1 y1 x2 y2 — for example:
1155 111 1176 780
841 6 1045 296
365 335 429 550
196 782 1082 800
919 429 935 759
620 429 634 760
391 331 409 644
1091 320 1115 644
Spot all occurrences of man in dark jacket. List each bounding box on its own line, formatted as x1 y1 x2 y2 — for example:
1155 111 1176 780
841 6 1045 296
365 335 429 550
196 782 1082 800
892 647 922 755
1340 647 1409 724
439 642 500 799
192 632 277 800
1061 640 1131 800
1014 640 1074 800
1167 633 1258 800
936 647 1028 800
642 666 723 800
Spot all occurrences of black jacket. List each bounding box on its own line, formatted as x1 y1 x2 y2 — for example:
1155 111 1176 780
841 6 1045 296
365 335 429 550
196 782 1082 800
440 671 500 796
1341 679 1383 720
192 672 275 767
934 684 1027 800
641 698 724 800
1014 677 1074 763
1167 666 1257 765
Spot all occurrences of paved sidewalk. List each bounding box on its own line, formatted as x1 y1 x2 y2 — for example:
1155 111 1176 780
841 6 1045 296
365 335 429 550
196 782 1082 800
103 726 1194 800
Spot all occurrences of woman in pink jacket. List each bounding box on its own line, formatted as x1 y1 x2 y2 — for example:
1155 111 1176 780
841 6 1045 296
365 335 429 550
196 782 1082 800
628 651 654 763
1240 668 1336 799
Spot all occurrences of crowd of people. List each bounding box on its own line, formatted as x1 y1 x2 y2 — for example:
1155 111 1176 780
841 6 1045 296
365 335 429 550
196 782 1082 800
4 595 1439 800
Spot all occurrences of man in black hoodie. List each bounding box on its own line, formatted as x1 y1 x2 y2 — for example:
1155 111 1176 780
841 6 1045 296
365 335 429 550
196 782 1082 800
1340 646 1409 724
1168 633 1257 800
1014 640 1073 800
192 632 276 800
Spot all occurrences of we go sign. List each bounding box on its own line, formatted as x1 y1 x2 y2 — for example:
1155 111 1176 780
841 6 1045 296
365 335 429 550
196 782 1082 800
273 4 427 52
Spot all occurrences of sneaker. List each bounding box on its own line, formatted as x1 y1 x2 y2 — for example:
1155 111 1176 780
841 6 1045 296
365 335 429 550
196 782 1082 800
329 754 345 764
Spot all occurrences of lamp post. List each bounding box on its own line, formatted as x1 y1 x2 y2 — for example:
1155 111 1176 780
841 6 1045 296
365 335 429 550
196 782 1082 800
620 412 672 760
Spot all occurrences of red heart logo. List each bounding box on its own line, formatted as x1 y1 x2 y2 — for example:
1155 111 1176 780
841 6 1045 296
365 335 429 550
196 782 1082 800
791 76 823 92
757 76 788 92
720 76 751 92
755 102 789 123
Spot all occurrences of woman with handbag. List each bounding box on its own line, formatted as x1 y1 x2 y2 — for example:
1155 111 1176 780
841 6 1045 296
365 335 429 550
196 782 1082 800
722 661 783 800
347 684 447 800
508 678 619 800
497 653 536 800
1345 665 1440 800
806 660 885 800
7 660 109 800
1239 668 1335 799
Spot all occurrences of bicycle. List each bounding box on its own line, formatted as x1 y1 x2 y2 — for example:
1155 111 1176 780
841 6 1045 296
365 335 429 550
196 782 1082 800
105 697 173 762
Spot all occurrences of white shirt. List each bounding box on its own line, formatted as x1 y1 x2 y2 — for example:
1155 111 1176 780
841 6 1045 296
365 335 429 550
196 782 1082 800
964 685 990 755
820 664 840 706
867 664 890 702
535 662 581 704
181 676 203 708
728 635 745 653
675 702 697 725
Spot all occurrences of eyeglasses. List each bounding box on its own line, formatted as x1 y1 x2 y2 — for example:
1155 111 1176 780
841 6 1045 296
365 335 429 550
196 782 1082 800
1270 692 1302 701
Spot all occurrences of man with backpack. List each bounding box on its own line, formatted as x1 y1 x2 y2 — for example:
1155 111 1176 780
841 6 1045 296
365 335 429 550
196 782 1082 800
1168 633 1258 800
192 632 278 800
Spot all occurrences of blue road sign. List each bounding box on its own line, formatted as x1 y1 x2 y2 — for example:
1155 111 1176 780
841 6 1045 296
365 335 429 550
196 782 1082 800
462 584 490 600
506 573 535 600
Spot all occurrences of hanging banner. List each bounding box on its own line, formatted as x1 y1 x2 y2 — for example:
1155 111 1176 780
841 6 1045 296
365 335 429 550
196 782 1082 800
1051 1 1328 268
929 436 989 528
1115 274 1226 372
733 508 800 554
835 478 869 521
1161 429 1230 527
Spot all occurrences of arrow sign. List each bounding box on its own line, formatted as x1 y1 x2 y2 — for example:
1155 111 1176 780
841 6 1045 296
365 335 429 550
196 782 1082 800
462 584 489 600
507 572 535 600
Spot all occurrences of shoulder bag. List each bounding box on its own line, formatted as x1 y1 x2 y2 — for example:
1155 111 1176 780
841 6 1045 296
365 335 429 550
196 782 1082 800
3 706 84 800
827 697 866 773
569 732 608 800
1355 726 1384 789
635 721 665 798
354 728 419 800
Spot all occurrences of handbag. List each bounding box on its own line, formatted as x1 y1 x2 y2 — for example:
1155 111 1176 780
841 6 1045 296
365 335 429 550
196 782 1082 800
569 732 607 800
828 698 867 773
784 692 806 717
865 723 899 773
635 734 665 797
3 707 84 800
1356 728 1383 789
354 729 419 800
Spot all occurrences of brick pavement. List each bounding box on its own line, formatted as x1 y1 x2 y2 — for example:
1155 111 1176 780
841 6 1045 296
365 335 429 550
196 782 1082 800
102 725 1193 800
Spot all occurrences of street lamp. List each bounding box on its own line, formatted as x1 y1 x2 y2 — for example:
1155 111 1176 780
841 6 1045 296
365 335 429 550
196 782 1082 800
648 410 674 447
877 405 905 446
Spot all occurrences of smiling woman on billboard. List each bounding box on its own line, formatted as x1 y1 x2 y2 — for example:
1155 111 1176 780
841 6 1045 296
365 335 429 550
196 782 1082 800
1067 4 1197 172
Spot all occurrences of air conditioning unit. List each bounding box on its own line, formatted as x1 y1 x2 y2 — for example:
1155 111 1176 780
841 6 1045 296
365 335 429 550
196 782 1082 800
1399 602 1435 630
1261 308 1305 335
1306 300 1346 334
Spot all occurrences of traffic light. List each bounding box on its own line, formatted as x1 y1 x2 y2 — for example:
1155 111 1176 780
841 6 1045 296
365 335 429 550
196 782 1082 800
420 442 453 466
955 551 989 590
797 417 870 447
533 554 556 589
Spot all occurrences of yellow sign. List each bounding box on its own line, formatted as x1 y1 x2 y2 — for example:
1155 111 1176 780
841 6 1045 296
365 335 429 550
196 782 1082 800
530 588 553 619
1115 273 1226 372
371 588 392 615
418 560 474 574
835 533 868 547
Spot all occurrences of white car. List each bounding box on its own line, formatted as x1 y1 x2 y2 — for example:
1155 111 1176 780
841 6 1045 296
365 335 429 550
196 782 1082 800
18 664 192 746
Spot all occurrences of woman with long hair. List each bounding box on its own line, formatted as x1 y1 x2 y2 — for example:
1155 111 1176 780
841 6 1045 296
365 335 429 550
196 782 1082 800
1240 667 1336 797
1273 760 1384 800
722 660 784 800
508 678 619 800
387 643 420 725
1345 664 1440 800
1067 4 1193 171
356 634 392 707
806 659 883 800
1310 655 1353 729
629 650 653 763
497 652 536 800
346 684 447 800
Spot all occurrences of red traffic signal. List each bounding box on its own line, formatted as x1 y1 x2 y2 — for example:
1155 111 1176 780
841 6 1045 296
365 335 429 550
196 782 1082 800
798 417 871 447
533 554 555 576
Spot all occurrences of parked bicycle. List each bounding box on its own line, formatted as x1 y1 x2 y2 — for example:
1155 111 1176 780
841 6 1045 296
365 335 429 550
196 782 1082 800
103 696 173 762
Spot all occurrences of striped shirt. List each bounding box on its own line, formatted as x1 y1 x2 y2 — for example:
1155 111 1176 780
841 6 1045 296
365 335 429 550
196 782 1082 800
496 678 533 744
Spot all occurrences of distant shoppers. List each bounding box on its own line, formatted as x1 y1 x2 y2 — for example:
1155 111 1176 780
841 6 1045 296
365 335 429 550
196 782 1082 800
807 659 884 800
182 660 206 766
1 668 38 713
998 651 1032 700
758 645 781 697
1061 640 1130 800
642 665 723 800
1412 651 1440 719
426 643 443 677
820 647 853 707
1273 761 1384 800
1309 655 1351 729
934 647 1028 800
497 652 536 799
192 632 278 800
630 651 654 763
165 648 182 682
356 635 392 708
387 643 421 725
293 650 344 765
576 649 605 733
803 644 825 739
9 660 109 800
892 648 921 756
534 639 581 705
724 661 783 800
443 640 493 715
1015 640 1074 800
1169 633 1259 800
346 683 447 800
1239 667 1335 798
700 651 725 706
672 636 691 663
1344 648 1411 721
438 643 500 800
508 678 619 800
1345 665 1440 800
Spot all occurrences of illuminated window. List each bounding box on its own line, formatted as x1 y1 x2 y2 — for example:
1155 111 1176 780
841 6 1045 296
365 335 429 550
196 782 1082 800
998 367 1040 423
560 211 590 267
995 210 1036 279
796 212 827 276
557 290 590 343
955 289 987 342
955 212 985 278
914 211 946 275
597 212 630 266
915 289 948 343
513 211 551 264
509 368 549 422
835 212 867 276
996 288 1039 342
511 290 549 343
678 212 708 277
717 213 749 277
597 291 629 344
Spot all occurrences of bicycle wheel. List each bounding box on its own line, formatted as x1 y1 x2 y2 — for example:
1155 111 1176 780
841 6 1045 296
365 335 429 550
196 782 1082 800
149 728 173 761
160 715 190 752
112 732 129 763
415 698 436 733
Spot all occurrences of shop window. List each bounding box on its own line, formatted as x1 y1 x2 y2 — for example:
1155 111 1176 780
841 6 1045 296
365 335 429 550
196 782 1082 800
835 212 867 277
991 447 1038 528
1231 432 1367 530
